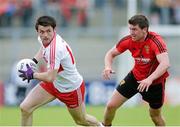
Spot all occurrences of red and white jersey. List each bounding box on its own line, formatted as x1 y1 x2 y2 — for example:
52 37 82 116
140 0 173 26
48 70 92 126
38 33 83 92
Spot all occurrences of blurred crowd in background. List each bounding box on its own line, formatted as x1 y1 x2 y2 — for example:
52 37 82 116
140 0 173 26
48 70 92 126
0 0 124 27
1 0 180 28
141 0 180 24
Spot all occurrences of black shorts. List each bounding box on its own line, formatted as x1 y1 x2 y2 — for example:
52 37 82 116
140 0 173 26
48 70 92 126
116 72 166 109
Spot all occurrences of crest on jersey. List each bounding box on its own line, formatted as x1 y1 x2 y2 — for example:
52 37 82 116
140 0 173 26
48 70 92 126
120 80 125 85
144 45 150 54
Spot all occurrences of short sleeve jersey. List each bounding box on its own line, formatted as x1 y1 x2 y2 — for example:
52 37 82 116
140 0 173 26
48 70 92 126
116 32 169 84
38 33 83 92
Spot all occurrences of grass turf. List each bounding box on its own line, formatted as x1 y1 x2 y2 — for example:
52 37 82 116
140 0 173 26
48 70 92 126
0 105 180 126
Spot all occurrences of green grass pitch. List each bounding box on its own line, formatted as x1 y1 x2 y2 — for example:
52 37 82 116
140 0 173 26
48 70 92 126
0 105 180 126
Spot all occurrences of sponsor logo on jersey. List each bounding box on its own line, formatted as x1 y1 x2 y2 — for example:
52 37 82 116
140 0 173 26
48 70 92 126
120 80 125 85
135 57 151 64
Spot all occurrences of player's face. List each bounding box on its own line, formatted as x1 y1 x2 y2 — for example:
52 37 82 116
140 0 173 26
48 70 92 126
37 25 55 46
129 24 147 42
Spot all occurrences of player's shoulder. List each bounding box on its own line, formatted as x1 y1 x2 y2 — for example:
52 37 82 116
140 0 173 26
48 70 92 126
148 31 167 51
56 34 64 43
148 31 163 39
56 34 70 52
56 34 66 46
148 31 165 44
119 35 131 42
117 35 131 45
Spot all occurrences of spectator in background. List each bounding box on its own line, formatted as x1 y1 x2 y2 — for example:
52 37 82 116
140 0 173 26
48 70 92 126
58 0 89 27
150 0 173 24
19 0 33 27
59 0 76 27
76 0 89 27
17 0 33 27
0 0 16 27
113 0 126 8
94 0 105 8
45 0 59 21
171 0 180 24
141 0 153 17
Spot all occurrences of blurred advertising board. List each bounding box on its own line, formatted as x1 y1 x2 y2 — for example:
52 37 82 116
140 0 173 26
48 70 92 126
3 78 180 106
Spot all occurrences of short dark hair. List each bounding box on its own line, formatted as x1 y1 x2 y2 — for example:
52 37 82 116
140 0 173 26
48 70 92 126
128 14 149 29
35 16 56 31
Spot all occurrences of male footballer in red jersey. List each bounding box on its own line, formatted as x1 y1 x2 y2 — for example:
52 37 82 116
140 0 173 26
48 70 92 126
102 14 170 126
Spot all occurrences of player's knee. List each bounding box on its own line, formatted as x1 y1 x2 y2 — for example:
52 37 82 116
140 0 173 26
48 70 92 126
106 102 118 111
150 114 162 124
74 118 86 126
150 113 160 118
149 111 161 122
75 120 83 125
74 115 89 126
20 102 32 114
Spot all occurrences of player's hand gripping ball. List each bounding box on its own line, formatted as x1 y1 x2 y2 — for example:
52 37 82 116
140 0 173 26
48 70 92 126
16 59 37 83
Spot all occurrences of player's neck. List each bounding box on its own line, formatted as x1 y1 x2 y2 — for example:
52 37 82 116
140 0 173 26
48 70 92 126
139 32 148 42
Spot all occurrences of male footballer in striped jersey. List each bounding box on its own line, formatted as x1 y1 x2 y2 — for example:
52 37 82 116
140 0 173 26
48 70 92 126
19 16 101 126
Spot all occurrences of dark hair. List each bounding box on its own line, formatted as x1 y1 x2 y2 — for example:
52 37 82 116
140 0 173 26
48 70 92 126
128 14 149 30
35 16 56 31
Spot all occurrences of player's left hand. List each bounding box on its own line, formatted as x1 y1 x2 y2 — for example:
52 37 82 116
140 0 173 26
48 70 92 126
18 64 34 83
102 68 115 80
137 78 153 92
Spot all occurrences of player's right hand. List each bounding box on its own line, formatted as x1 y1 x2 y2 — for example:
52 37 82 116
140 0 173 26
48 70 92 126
19 64 34 83
102 68 115 80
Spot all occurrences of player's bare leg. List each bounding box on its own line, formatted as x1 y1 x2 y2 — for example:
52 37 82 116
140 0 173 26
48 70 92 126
20 84 55 126
68 102 101 126
149 107 165 126
103 90 128 126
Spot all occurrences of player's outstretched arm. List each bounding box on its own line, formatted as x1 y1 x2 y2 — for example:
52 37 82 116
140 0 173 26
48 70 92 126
102 46 121 80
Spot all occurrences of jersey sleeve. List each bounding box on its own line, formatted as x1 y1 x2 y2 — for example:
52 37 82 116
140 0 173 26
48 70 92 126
151 35 168 55
116 36 130 53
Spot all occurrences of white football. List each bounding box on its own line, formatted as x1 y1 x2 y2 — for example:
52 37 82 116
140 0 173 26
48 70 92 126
16 58 37 75
15 58 38 85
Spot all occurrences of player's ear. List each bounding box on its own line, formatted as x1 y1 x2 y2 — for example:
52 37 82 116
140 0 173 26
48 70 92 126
53 27 57 31
143 27 148 33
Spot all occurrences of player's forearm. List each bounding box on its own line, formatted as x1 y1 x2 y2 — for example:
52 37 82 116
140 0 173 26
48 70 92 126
148 62 170 81
33 71 55 83
104 52 114 70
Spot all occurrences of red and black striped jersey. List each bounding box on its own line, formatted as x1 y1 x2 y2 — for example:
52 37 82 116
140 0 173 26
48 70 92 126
116 32 169 84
